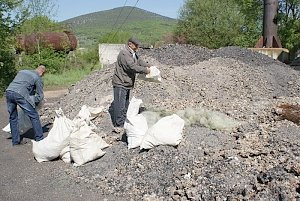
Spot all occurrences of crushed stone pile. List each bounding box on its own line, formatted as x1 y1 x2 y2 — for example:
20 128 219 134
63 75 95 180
41 44 300 200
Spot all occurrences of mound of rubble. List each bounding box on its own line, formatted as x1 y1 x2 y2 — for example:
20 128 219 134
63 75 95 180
41 44 300 200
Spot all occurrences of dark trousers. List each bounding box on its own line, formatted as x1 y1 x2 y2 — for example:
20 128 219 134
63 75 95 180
109 86 130 127
6 91 44 145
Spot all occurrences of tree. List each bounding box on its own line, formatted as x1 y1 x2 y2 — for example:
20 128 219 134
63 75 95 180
232 0 263 47
278 0 300 58
21 0 57 18
0 0 26 96
18 0 59 33
16 0 70 71
19 15 63 34
175 0 245 49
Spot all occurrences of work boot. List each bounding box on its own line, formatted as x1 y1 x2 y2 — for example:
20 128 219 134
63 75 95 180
12 139 28 146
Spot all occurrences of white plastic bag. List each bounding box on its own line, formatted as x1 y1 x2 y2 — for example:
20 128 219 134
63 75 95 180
137 66 162 83
140 114 185 150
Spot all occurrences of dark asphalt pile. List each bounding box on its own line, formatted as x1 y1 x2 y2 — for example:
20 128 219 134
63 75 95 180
41 44 300 200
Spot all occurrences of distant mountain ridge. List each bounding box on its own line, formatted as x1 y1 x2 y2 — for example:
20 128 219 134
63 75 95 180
60 6 177 47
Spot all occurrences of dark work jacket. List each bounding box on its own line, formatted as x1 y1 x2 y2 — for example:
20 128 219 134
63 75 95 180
6 70 44 108
112 45 150 89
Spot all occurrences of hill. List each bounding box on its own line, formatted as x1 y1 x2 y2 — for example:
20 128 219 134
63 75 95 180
60 6 177 47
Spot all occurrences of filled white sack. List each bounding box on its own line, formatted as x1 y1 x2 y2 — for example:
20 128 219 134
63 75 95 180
70 122 109 166
140 114 185 150
32 108 74 163
125 114 148 149
137 66 162 83
124 97 148 149
60 105 108 164
73 105 101 131
60 146 71 163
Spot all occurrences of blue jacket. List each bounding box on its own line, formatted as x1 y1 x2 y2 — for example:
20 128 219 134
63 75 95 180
6 70 44 108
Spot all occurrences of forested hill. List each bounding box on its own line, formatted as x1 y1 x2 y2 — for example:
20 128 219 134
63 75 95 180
60 6 177 47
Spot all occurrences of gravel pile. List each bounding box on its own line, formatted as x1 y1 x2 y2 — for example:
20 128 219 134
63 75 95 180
41 44 300 200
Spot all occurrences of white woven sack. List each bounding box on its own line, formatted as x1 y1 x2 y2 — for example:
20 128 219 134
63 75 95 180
70 122 109 166
137 66 162 83
140 114 185 150
126 96 142 118
60 146 71 163
32 108 74 162
60 105 108 164
88 106 105 120
125 114 148 149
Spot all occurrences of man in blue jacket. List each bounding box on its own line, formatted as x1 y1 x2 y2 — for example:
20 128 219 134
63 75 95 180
109 37 151 134
6 64 46 145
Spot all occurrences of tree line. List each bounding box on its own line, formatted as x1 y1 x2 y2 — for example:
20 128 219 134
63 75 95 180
175 0 300 58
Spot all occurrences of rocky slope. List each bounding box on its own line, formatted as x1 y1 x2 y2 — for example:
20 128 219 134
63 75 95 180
41 44 300 200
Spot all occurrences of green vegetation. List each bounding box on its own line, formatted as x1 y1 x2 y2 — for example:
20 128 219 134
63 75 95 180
61 6 177 47
175 0 245 48
0 0 26 97
277 0 300 58
175 0 300 59
19 15 66 34
43 64 101 88
16 47 99 74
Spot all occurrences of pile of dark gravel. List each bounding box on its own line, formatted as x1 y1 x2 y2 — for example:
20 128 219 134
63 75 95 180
41 44 300 200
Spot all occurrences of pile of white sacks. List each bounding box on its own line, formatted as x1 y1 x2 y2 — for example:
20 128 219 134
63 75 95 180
32 97 184 166
33 97 185 166
125 96 185 150
3 105 109 166
3 98 185 166
31 105 109 166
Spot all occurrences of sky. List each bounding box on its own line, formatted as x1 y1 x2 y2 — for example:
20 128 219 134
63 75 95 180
53 0 185 22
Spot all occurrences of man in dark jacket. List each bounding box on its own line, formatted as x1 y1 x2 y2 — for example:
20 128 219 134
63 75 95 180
6 64 46 145
109 37 150 134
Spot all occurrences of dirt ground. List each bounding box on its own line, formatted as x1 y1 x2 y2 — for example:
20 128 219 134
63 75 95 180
0 89 104 201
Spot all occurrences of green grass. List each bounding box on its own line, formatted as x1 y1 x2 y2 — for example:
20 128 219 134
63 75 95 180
43 65 101 89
